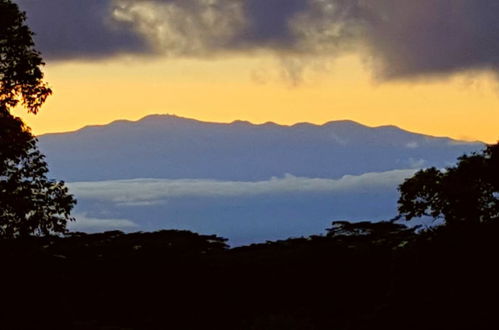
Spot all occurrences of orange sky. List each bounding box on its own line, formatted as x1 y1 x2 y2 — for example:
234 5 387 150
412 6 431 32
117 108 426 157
17 54 499 143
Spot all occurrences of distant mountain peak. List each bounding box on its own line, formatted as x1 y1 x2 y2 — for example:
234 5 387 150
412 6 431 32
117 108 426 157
230 120 253 126
138 114 200 124
134 115 366 129
322 119 363 127
100 115 382 133
134 114 370 131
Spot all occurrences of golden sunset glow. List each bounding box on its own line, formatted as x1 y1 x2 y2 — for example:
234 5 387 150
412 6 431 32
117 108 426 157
19 54 499 143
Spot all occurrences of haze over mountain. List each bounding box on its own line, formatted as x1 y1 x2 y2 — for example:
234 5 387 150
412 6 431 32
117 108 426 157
38 115 482 245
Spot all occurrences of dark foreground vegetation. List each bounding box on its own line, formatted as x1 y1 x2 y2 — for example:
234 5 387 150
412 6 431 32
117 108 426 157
2 221 499 330
2 1 499 329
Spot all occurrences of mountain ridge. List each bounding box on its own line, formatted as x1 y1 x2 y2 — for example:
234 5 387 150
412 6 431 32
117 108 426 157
38 114 482 183
38 114 482 144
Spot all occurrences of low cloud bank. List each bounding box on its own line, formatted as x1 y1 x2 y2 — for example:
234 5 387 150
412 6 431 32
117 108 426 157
68 213 139 232
68 169 416 206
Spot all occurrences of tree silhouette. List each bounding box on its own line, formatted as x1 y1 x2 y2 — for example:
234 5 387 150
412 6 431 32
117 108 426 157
0 0 51 114
0 0 75 238
397 143 499 225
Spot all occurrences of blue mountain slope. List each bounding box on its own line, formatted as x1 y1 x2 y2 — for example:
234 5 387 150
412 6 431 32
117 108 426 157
38 114 481 182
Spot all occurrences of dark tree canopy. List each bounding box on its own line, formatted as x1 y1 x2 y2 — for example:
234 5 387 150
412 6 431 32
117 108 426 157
397 143 499 225
327 220 413 238
0 0 75 238
0 0 51 114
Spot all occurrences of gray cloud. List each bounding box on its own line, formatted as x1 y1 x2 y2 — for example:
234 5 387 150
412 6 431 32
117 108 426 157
111 0 246 56
15 0 499 78
68 169 416 206
69 213 139 232
364 0 499 79
16 0 147 60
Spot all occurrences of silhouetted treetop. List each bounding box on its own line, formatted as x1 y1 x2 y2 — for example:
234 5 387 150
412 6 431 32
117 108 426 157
30 230 229 260
327 221 412 238
398 143 499 225
0 0 51 114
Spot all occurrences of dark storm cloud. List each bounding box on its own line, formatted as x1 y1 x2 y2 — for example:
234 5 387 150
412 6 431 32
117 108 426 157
242 0 308 46
365 0 499 79
16 0 147 60
14 0 499 79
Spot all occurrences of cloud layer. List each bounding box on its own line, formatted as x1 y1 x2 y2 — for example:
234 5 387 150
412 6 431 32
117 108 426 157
69 213 139 232
68 169 416 206
16 0 499 79
16 0 145 60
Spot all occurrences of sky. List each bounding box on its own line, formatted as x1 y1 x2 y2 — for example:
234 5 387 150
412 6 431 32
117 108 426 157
14 0 499 143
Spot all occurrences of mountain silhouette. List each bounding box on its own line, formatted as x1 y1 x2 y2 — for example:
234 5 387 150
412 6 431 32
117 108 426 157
38 114 481 182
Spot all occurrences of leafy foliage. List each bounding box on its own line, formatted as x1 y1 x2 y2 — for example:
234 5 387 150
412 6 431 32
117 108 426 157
0 116 74 237
0 0 51 114
0 0 75 238
397 143 499 225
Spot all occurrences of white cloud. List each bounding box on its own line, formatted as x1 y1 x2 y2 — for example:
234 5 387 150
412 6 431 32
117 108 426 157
407 158 426 168
112 0 246 56
68 169 417 206
406 142 419 149
68 213 139 232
